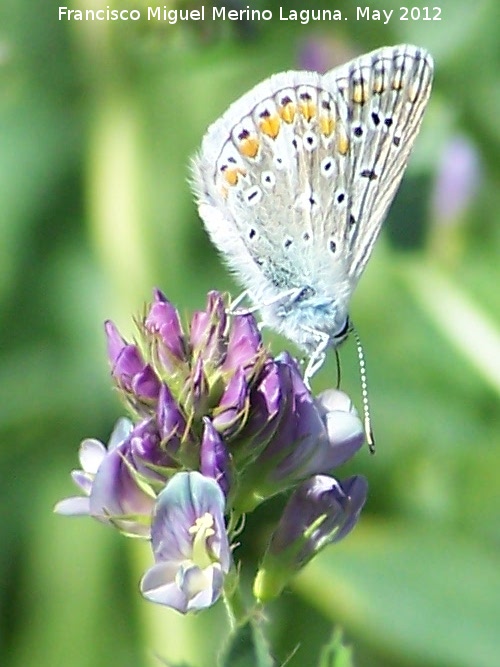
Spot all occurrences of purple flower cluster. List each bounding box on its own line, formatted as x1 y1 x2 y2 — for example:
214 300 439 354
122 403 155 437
55 290 367 612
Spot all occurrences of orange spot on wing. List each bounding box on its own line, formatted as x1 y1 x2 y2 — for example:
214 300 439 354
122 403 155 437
336 128 349 155
299 101 316 121
320 115 335 136
373 75 384 94
392 70 403 91
353 83 368 104
239 137 260 158
279 103 296 123
222 166 246 186
259 114 281 139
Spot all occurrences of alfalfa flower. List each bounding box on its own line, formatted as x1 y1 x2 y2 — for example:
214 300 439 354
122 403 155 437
56 289 367 613
254 474 368 602
54 417 171 537
140 471 232 612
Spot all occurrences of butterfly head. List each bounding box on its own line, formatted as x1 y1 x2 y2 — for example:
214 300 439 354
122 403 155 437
259 285 351 355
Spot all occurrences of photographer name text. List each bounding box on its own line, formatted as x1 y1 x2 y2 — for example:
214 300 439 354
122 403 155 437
57 5 442 25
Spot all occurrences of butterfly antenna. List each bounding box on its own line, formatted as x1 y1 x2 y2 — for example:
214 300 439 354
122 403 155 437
334 347 342 389
351 325 376 454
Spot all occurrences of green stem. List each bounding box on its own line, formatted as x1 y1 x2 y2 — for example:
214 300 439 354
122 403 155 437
223 584 250 630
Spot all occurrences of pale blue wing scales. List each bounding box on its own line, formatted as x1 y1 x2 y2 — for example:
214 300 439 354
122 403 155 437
322 44 434 283
191 44 433 358
192 70 353 307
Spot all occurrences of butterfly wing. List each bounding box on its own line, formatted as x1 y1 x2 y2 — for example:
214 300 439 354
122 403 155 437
192 69 356 312
192 44 433 299
321 44 434 283
192 44 433 349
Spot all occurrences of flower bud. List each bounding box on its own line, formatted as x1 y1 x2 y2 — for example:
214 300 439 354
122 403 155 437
145 288 186 370
200 418 231 497
105 321 160 404
254 474 368 602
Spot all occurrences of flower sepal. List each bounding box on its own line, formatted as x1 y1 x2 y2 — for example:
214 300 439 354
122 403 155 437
102 510 153 539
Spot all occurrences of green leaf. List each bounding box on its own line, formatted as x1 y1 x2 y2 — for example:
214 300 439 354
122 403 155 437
219 620 275 667
295 521 500 667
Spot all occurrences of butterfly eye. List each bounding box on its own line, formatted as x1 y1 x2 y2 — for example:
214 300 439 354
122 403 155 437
334 317 350 340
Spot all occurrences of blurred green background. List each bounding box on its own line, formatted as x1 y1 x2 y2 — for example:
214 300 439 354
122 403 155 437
1 0 499 665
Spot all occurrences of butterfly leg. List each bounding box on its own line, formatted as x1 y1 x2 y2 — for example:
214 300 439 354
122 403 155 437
227 287 305 316
302 328 331 389
227 290 249 312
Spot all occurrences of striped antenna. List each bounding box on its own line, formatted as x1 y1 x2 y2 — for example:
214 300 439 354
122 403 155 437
351 325 376 454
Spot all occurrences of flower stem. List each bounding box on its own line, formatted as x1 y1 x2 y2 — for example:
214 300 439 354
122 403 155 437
223 584 249 630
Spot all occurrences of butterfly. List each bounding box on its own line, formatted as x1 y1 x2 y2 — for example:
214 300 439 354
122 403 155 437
192 44 433 386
